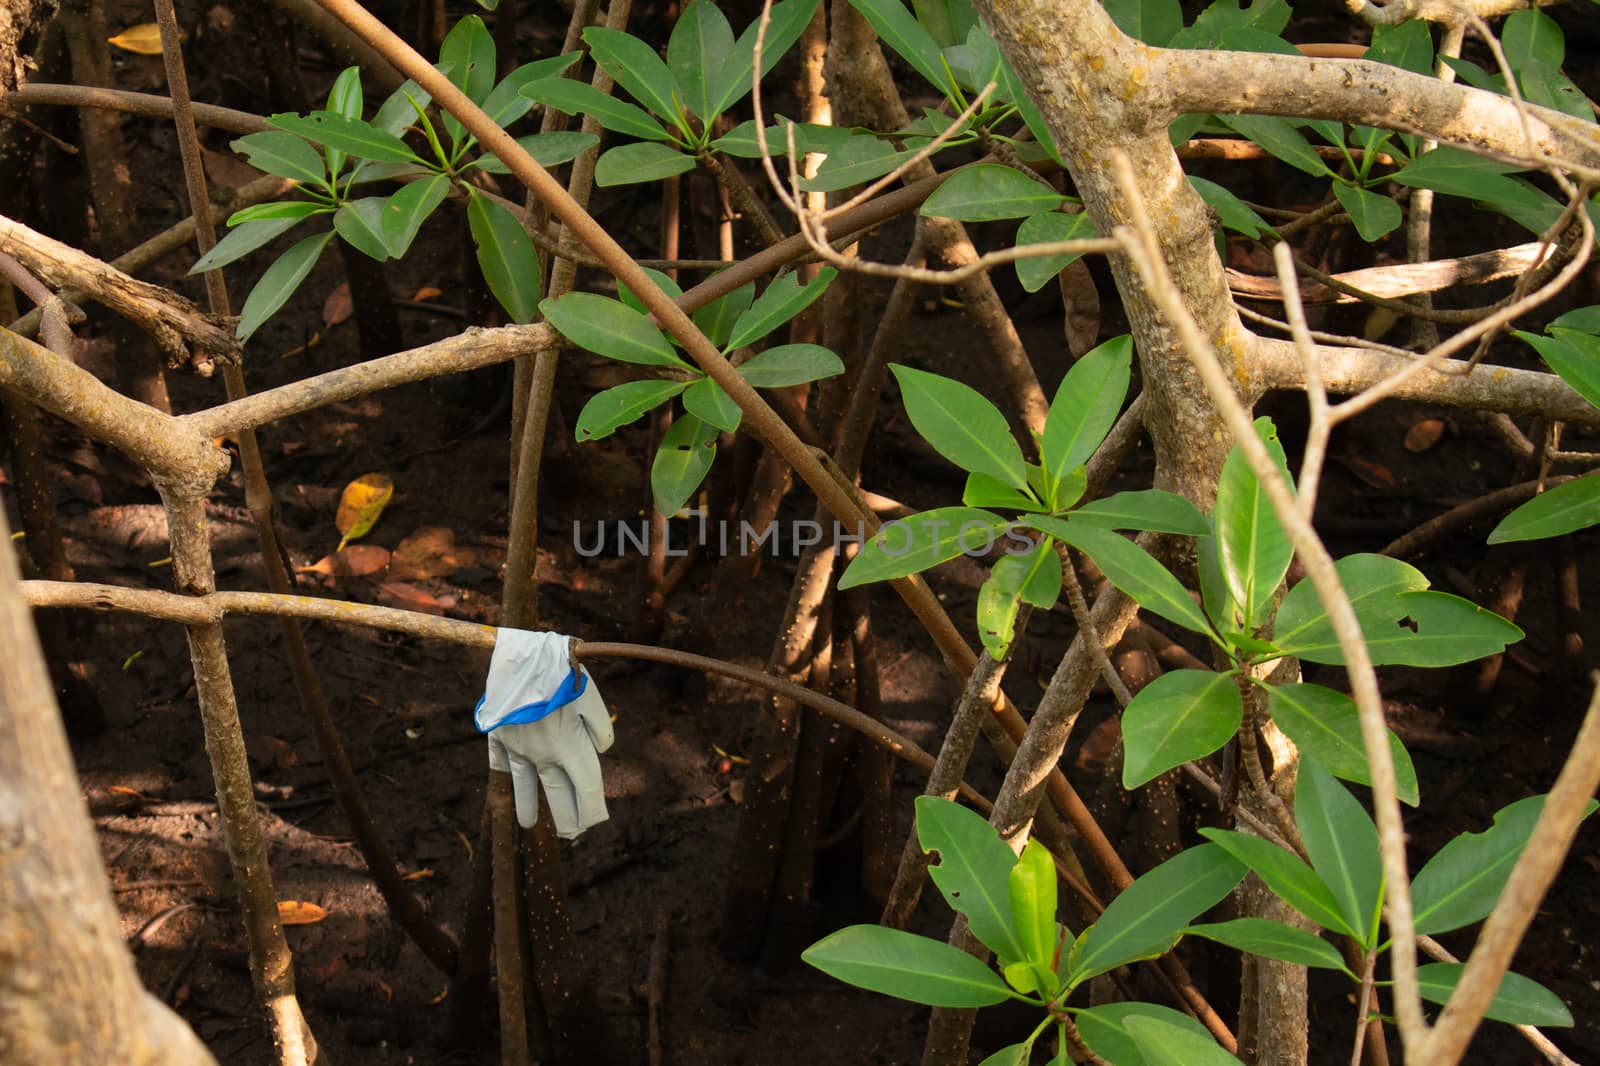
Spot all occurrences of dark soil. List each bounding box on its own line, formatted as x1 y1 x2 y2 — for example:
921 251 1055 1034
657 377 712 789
6 1 1600 1064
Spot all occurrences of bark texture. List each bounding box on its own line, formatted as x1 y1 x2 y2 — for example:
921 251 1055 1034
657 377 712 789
0 509 216 1066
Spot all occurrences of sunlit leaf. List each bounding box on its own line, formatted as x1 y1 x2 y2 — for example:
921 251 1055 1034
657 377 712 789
335 473 395 551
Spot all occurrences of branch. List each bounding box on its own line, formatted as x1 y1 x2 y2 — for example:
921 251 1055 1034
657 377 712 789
1419 679 1600 1064
0 213 240 372
4 83 270 135
20 581 986 807
0 327 226 494
1252 338 1600 427
1227 241 1553 305
1156 51 1600 179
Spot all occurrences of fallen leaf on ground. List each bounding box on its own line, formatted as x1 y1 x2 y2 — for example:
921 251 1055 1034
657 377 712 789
391 526 477 580
1340 455 1397 489
246 733 298 769
323 282 353 328
107 23 164 54
298 544 392 578
201 147 264 189
402 868 434 881
378 581 444 615
335 473 394 551
277 900 328 926
413 285 443 301
1404 418 1445 453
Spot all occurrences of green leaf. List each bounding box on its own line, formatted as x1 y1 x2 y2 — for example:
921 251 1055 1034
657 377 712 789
1334 181 1403 241
912 0 980 47
892 365 1028 489
1014 210 1097 292
230 131 328 186
802 924 1013 1007
371 78 432 136
474 130 600 173
976 1042 1033 1066
381 174 449 258
228 200 331 226
1078 1003 1222 1066
324 66 365 176
481 53 583 130
595 142 697 186
1041 335 1131 504
1189 176 1272 238
844 0 951 96
1412 795 1596 936
1214 416 1294 632
467 190 541 324
1185 919 1349 973
1365 18 1433 75
333 197 392 261
651 414 718 515
1129 1016 1245 1065
736 343 844 387
521 79 672 141
190 217 305 274
236 230 333 343
1067 844 1246 984
726 267 837 350
977 542 1061 659
692 282 756 349
540 292 685 367
1488 473 1600 544
963 472 1040 511
1009 837 1059 969
682 378 742 433
1070 490 1210 535
1171 0 1290 49
326 65 365 118
1102 0 1182 45
618 267 684 315
1515 328 1600 410
1121 670 1243 788
1392 150 1565 235
1550 305 1600 334
915 796 1028 962
1217 115 1334 177
575 380 690 441
1032 517 1216 637
1266 684 1418 806
1502 8 1564 71
710 118 812 158
1296 758 1382 947
715 0 822 115
839 508 1013 587
920 165 1067 221
1308 590 1524 668
584 26 684 128
268 111 421 164
802 136 918 193
1416 964 1573 1028
1273 553 1429 657
668 1 736 123
1200 828 1356 937
440 14 496 103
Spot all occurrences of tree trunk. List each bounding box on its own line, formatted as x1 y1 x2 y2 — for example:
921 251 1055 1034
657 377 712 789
0 507 216 1065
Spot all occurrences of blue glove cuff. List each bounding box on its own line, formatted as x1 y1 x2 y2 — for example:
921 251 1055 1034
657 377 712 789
474 667 587 732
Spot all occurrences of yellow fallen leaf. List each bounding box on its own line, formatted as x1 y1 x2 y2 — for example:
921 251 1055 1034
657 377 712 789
402 868 434 881
107 23 166 55
335 473 394 551
428 985 449 1006
277 900 328 926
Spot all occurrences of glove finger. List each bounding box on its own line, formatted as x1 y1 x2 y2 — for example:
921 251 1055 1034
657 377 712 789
487 732 511 773
560 743 608 837
507 753 541 829
573 676 615 753
536 764 582 840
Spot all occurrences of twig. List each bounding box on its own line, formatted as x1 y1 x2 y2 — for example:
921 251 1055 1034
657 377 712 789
645 907 670 1066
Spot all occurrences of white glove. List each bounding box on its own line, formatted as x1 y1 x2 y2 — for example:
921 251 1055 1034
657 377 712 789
476 630 614 840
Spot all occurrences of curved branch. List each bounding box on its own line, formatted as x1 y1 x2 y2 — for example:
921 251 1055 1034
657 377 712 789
0 328 226 494
21 581 985 808
5 83 270 135
1155 51 1600 178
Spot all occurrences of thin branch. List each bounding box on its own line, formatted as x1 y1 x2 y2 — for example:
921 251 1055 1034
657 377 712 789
1110 150 1429 1051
